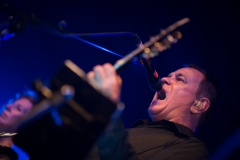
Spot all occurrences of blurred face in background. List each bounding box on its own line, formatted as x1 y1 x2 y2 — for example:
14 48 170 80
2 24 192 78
0 97 33 132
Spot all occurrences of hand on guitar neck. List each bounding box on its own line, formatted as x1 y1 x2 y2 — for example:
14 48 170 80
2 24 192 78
87 63 122 104
85 18 189 104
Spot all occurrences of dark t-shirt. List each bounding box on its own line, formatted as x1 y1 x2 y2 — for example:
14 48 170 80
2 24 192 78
87 119 209 160
127 120 209 160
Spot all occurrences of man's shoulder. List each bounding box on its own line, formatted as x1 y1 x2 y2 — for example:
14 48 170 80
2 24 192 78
126 119 209 159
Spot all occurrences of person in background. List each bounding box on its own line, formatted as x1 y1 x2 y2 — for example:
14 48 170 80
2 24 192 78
0 90 38 160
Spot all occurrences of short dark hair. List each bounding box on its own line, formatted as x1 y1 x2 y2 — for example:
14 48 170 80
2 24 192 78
14 90 39 105
1 90 38 115
184 64 217 127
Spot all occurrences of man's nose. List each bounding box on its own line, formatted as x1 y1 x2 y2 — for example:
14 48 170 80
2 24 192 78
161 77 172 85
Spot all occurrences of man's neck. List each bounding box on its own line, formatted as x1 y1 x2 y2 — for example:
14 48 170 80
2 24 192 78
168 116 197 131
151 113 198 131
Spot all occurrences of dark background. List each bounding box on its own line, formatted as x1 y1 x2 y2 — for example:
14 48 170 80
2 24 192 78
0 0 240 159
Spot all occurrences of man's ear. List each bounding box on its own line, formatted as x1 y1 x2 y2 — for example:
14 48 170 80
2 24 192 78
191 98 210 114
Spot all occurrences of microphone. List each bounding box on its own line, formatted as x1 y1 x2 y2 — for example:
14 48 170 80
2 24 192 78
0 24 15 41
0 1 27 42
140 56 166 99
0 15 27 42
141 57 162 92
133 34 162 92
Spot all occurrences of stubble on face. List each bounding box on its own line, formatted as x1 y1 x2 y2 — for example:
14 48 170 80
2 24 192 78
148 68 204 121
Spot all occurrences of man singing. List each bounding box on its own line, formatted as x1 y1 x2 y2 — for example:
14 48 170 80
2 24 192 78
86 63 217 160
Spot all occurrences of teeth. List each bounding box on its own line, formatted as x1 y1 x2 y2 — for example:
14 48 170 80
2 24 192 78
158 90 166 100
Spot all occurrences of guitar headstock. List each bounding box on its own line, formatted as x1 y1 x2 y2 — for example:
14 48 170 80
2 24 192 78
114 18 190 71
140 30 182 59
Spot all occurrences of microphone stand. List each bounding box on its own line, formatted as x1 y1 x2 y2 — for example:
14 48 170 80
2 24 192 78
0 1 142 63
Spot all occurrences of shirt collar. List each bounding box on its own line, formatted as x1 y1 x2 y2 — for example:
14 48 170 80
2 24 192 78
132 119 195 137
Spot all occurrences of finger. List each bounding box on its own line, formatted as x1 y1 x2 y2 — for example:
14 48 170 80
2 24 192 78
117 75 122 86
103 63 117 78
103 63 122 103
103 63 122 87
86 71 99 89
93 65 108 85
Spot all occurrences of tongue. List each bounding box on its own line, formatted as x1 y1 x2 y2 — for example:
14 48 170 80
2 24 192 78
158 90 166 100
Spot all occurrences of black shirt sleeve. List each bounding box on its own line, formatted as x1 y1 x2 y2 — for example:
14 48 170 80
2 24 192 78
96 118 138 160
90 119 209 160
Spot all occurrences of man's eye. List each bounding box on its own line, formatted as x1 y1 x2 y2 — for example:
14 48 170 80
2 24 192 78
177 77 184 82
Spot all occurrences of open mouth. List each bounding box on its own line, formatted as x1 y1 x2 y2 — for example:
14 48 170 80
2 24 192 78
158 90 166 100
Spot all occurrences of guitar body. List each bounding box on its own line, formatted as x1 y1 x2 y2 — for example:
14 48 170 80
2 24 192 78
14 61 117 160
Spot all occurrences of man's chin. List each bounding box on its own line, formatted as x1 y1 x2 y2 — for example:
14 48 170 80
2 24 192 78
148 110 164 121
148 103 165 116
